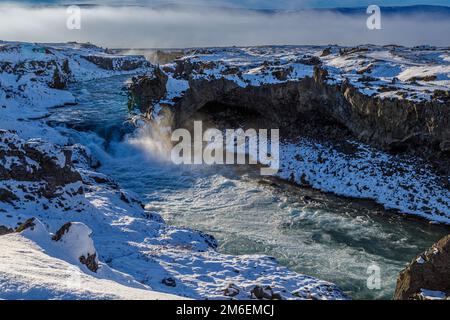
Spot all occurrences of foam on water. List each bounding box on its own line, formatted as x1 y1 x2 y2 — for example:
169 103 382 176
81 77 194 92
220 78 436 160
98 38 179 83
48 75 448 300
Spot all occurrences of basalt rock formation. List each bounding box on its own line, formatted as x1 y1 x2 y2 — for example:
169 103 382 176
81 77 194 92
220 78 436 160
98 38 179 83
394 234 450 300
0 130 83 200
128 47 450 175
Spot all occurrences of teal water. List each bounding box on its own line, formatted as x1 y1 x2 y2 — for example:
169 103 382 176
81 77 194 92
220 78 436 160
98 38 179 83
48 75 449 300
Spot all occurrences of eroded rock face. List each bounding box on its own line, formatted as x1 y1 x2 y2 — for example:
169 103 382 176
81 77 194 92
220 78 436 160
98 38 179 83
0 225 13 236
394 234 450 300
128 68 168 116
0 130 83 200
15 217 38 233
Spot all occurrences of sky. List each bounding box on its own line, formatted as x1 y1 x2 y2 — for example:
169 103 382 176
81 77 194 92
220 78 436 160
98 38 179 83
15 0 450 9
0 1 449 47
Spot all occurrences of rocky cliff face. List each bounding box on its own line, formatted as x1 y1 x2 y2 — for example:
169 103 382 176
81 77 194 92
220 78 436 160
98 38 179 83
0 42 350 300
394 234 450 300
129 46 450 175
127 46 450 223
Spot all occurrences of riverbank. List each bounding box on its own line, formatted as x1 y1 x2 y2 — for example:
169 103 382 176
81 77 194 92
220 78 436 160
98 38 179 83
0 41 347 300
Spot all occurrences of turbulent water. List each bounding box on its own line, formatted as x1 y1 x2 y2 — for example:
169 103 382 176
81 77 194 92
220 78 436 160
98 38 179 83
48 75 448 300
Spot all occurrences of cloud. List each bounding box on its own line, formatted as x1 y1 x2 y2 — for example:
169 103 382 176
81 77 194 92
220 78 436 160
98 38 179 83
0 4 448 48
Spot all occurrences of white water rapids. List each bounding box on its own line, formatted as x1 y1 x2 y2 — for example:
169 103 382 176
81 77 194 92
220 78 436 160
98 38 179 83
48 75 448 300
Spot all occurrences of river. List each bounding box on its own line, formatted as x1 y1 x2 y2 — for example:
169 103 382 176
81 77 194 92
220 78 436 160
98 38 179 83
47 75 448 300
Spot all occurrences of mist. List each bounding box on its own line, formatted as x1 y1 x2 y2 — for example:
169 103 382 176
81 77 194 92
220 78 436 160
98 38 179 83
0 3 448 48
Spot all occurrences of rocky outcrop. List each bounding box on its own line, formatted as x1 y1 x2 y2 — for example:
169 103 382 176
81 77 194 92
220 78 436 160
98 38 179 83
128 68 168 116
52 222 99 273
251 285 283 300
0 225 13 236
48 60 71 89
129 56 450 175
15 217 39 233
0 130 83 200
394 234 450 300
82 55 151 71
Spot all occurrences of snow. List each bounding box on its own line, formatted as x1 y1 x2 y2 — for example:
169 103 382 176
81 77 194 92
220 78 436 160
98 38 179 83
0 41 152 142
0 232 186 300
418 289 447 300
0 41 348 300
2 41 449 300
321 45 450 101
416 256 425 264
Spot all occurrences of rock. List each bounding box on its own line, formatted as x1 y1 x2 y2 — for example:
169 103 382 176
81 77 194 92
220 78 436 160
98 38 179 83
0 188 19 204
223 283 240 297
15 218 48 241
52 222 99 273
0 131 83 202
320 47 332 57
0 225 13 236
79 253 99 273
251 285 275 300
271 292 283 300
394 234 450 300
52 222 72 241
128 67 168 115
162 277 177 287
82 55 149 71
440 140 450 152
272 67 293 81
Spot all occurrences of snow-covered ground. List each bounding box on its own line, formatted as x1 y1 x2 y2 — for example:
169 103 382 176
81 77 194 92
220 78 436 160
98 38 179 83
0 222 185 300
153 45 450 224
1 41 449 300
0 42 347 300
160 45 449 103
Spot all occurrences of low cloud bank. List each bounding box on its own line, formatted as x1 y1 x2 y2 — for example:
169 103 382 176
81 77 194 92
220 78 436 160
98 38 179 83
0 4 448 48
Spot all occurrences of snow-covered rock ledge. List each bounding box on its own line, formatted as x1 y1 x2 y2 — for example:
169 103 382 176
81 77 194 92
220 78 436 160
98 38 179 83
128 45 450 224
0 218 186 300
0 42 347 300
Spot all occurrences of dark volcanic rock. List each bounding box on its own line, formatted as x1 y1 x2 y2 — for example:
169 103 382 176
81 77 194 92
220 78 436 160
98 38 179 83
128 67 168 115
223 283 240 297
52 222 99 273
394 234 450 300
0 130 83 201
82 55 149 71
129 59 450 175
251 285 282 300
0 225 14 236
15 218 38 233
79 253 99 273
52 222 72 241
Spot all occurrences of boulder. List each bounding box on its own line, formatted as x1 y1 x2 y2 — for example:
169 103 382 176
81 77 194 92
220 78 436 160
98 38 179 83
0 130 83 202
15 218 39 233
15 217 48 240
223 283 240 297
394 234 450 300
52 222 99 273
